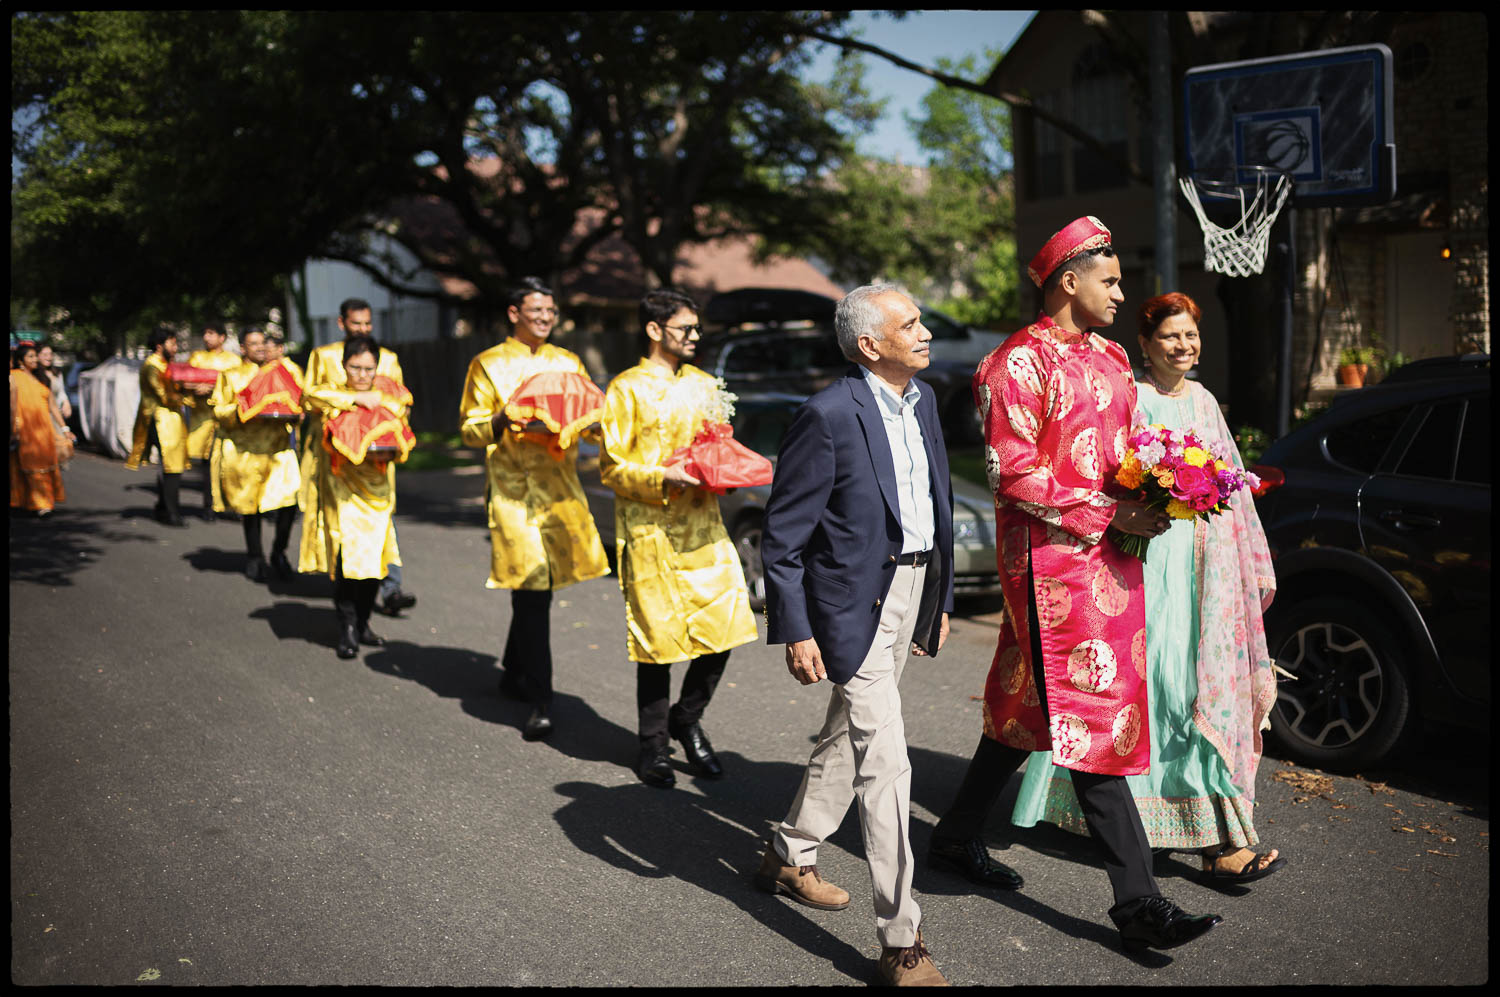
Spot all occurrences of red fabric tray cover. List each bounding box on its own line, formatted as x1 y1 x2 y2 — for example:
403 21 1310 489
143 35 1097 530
669 422 773 495
503 371 605 458
236 361 303 420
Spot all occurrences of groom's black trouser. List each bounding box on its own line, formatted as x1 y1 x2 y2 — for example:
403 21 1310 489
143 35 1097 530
931 559 1160 924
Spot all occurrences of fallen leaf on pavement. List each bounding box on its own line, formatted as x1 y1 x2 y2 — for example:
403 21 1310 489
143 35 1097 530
1426 850 1458 857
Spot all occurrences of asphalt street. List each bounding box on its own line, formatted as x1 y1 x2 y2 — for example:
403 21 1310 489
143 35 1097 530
10 450 1490 985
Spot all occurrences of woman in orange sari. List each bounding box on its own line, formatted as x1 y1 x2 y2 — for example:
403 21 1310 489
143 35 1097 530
10 341 73 516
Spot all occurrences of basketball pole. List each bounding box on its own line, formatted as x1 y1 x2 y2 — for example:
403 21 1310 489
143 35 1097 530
1275 199 1295 439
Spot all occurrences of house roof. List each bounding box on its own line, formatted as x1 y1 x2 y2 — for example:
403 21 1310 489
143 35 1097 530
378 159 844 308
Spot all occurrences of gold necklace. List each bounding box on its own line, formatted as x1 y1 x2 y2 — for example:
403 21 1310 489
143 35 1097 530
1144 367 1188 397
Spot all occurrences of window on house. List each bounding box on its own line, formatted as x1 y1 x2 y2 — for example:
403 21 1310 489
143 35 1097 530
1071 43 1132 193
1031 91 1066 200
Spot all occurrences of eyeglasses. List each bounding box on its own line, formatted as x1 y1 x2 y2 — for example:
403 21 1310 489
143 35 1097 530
345 364 377 375
664 323 701 336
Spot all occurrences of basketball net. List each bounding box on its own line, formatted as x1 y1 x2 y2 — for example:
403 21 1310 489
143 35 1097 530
1179 170 1292 277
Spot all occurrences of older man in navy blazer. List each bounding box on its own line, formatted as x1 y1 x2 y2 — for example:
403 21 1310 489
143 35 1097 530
754 283 955 987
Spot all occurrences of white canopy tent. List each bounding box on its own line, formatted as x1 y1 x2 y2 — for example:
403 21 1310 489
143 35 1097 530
77 356 144 459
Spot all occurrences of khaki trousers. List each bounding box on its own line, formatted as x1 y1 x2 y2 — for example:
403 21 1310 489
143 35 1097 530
772 563 926 949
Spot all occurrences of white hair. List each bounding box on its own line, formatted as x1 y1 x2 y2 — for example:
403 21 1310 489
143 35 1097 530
835 283 904 362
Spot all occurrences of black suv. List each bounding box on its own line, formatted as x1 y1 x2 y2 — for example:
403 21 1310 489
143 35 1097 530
1251 354 1490 770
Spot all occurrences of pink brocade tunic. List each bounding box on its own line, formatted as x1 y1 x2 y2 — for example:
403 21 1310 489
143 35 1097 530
977 315 1150 775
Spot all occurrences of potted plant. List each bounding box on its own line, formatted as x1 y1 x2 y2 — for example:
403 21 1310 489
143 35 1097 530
1337 346 1376 387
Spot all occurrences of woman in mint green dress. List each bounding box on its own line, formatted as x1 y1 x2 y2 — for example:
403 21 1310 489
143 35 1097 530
1011 292 1286 883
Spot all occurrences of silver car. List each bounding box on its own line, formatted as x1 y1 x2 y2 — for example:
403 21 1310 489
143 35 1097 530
578 392 1001 610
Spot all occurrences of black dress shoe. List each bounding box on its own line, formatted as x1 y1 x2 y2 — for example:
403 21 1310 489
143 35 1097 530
358 624 386 647
155 509 187 528
269 549 295 581
377 589 417 616
1118 896 1222 953
336 624 359 659
928 837 1024 890
244 557 268 582
523 707 554 741
637 747 675 788
203 507 217 522
670 722 724 779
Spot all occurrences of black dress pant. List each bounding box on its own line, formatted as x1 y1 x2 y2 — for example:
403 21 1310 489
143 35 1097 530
932 559 1160 925
333 558 379 632
242 505 296 560
636 650 729 750
502 589 554 706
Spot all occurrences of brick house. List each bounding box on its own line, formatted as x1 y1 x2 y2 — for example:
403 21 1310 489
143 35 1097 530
985 11 1488 421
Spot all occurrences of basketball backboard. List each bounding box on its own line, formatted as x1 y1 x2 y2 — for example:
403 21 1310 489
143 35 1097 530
1183 44 1396 207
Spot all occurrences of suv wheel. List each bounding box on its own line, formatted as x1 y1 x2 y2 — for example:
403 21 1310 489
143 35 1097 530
1265 597 1413 771
733 517 767 612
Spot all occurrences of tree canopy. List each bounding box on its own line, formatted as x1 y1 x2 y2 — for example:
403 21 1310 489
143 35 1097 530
12 10 879 349
761 47 1020 328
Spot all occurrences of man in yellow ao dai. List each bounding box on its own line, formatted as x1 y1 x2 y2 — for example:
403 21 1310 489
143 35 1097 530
457 277 609 742
125 325 192 526
184 320 244 519
600 289 758 789
209 329 302 582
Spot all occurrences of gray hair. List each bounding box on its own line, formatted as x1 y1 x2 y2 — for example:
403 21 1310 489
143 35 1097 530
835 283 904 362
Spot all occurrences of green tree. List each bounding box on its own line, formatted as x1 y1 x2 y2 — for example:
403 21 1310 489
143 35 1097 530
13 11 870 348
763 47 1019 328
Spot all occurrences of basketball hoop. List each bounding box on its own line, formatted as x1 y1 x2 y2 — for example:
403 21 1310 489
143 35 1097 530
1179 166 1292 277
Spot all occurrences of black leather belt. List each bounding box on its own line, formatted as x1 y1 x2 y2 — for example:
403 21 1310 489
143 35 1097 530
896 549 932 566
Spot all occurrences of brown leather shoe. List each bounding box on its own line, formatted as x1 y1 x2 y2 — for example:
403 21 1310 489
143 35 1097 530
876 931 949 987
753 846 850 910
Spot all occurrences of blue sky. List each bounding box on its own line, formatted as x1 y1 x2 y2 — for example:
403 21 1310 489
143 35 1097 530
803 10 1036 165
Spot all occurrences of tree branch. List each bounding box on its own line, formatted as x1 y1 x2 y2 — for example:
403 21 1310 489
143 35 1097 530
804 28 1148 186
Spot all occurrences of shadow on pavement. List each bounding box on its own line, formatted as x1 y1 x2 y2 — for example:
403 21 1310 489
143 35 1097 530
551 766 875 983
249 600 341 650
183 546 250 575
8 504 156 587
1261 725 1490 817
361 641 642 764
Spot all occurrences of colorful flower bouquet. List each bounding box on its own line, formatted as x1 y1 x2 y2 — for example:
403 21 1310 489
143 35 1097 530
1106 423 1261 559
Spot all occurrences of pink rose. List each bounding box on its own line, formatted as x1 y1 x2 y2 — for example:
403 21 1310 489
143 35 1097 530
1168 463 1217 505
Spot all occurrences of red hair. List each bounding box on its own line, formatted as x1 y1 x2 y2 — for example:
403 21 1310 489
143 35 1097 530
1137 292 1202 339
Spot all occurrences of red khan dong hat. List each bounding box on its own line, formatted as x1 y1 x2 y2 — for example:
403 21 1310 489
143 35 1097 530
1027 216 1112 288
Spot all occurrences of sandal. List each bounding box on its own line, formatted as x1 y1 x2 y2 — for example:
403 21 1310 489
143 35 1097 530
1200 846 1286 884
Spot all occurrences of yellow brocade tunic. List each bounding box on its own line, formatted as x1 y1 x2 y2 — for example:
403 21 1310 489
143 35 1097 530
187 347 246 511
304 382 406 580
125 354 190 473
210 358 303 516
599 360 758 664
297 341 405 575
458 338 609 591
185 348 244 456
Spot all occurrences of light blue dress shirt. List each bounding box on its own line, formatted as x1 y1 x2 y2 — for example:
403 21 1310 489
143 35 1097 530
861 366 935 555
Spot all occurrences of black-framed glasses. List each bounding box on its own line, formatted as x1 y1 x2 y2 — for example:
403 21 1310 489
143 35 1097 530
664 323 701 336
